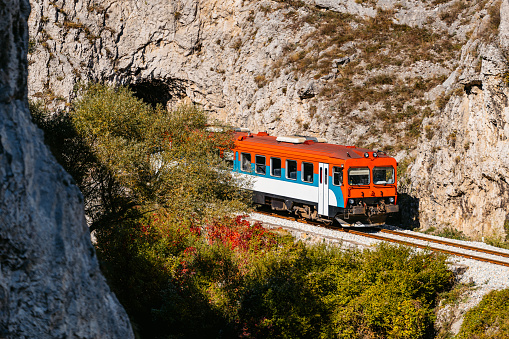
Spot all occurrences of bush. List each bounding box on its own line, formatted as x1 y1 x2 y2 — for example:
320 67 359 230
424 227 469 241
457 289 509 339
240 243 452 338
32 85 455 338
96 212 287 338
95 209 453 338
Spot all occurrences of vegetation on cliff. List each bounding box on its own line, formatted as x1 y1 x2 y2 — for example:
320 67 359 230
32 84 456 338
31 83 251 231
457 288 509 339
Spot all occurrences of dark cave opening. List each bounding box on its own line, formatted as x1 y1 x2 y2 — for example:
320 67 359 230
464 80 483 95
129 80 176 108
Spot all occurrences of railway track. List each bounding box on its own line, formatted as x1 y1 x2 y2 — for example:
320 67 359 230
253 210 509 267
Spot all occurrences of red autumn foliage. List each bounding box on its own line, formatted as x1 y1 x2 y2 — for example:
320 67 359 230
205 215 277 253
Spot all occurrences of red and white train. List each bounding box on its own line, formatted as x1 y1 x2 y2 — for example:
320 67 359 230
231 130 399 226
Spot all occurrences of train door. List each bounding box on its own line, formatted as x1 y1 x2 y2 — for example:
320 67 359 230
318 163 329 216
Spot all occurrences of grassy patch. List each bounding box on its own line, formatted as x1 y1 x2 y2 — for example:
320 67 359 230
484 219 509 249
458 288 509 339
423 226 470 241
439 282 475 306
265 3 463 150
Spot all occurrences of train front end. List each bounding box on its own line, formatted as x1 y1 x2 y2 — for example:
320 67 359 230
336 151 399 226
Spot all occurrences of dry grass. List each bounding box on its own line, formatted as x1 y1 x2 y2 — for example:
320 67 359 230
261 2 466 151
63 20 85 30
254 75 267 88
231 37 243 50
439 0 469 25
447 131 457 147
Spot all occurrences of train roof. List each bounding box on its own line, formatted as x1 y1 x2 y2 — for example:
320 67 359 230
233 132 393 161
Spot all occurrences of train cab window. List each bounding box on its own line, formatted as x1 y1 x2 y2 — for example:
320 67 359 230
271 157 281 177
241 153 251 172
333 166 343 186
255 155 266 175
373 167 395 185
286 160 297 180
348 167 370 185
302 162 313 183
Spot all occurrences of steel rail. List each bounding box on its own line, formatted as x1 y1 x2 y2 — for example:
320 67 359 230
379 228 509 259
252 210 509 267
344 229 509 267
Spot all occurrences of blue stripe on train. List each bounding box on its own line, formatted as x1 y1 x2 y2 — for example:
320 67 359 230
233 157 344 208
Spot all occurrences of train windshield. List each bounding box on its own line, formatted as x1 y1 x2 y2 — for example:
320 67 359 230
373 167 395 185
348 167 370 185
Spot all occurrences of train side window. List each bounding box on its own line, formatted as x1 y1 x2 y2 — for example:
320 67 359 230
271 157 281 177
333 166 343 186
302 162 313 183
348 167 370 185
241 153 251 172
255 155 266 175
286 160 297 180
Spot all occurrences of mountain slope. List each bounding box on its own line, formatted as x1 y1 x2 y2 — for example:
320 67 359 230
27 0 509 237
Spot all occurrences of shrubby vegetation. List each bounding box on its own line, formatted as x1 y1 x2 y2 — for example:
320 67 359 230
96 210 453 338
32 84 250 231
457 288 509 339
421 226 470 241
484 220 509 250
32 84 455 338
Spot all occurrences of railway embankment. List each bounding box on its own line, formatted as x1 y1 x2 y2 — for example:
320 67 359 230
249 212 509 336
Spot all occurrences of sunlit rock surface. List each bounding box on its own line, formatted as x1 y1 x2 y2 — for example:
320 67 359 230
26 0 509 237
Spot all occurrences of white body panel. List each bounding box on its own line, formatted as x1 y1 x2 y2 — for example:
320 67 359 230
237 170 339 212
238 173 319 203
328 189 337 207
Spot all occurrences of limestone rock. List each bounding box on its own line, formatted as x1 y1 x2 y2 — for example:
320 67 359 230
298 81 317 99
409 35 509 237
25 0 509 237
499 0 509 52
0 0 133 336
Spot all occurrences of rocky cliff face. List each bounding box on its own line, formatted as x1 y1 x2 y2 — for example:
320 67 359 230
27 0 461 138
27 0 509 237
0 0 133 336
409 0 509 238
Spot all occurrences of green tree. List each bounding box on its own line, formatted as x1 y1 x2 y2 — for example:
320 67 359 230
31 84 251 231
70 84 250 228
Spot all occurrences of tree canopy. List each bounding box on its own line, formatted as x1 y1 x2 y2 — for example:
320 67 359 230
32 83 251 230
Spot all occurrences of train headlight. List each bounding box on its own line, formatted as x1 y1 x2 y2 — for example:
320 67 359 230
348 198 355 205
373 152 378 157
364 152 369 158
389 197 395 203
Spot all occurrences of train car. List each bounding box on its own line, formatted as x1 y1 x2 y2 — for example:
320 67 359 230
231 131 399 226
